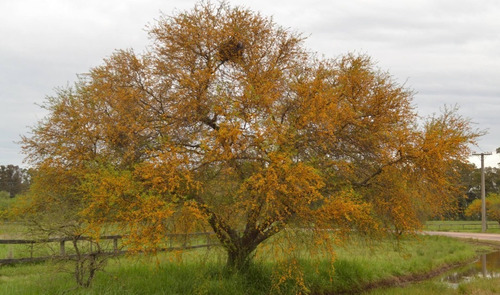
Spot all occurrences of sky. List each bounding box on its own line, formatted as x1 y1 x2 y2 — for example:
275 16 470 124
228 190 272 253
1 0 499 168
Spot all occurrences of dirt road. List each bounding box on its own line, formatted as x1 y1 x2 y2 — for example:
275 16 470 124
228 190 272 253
425 231 500 242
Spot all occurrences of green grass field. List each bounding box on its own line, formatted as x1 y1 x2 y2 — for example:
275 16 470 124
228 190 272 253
366 277 500 295
2 219 500 294
0 233 493 294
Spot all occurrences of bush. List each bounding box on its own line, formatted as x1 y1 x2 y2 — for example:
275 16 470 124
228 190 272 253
465 193 500 224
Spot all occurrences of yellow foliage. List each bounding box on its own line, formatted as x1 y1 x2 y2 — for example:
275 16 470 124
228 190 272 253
465 193 500 224
20 0 482 281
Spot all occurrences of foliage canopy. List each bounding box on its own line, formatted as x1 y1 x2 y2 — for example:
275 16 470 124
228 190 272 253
21 1 481 272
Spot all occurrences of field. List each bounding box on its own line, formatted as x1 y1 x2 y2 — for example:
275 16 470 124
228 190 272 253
0 225 494 295
424 220 500 233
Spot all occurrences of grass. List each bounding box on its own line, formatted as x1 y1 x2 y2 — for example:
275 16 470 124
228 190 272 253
0 248 270 295
0 221 496 294
457 277 500 295
365 276 500 295
365 280 457 295
0 234 489 294
425 220 500 233
306 235 484 294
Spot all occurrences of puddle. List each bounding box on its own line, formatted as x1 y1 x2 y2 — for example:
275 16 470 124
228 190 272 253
441 251 500 289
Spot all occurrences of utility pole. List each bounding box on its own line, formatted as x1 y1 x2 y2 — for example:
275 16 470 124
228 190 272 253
472 152 492 232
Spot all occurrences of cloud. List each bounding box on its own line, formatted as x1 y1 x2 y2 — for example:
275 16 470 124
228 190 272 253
1 0 499 167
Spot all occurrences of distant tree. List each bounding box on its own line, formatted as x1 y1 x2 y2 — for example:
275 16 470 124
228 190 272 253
468 167 500 198
465 193 500 224
0 165 31 197
484 167 500 194
432 161 474 220
450 165 500 219
21 1 482 274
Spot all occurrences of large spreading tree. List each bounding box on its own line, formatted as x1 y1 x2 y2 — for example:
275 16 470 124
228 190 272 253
22 2 481 270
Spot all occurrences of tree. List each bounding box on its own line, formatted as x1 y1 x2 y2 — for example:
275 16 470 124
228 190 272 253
450 165 500 219
21 1 481 271
0 165 31 197
465 167 500 200
445 161 477 219
465 193 500 224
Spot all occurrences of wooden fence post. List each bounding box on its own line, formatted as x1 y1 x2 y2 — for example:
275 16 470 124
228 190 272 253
60 240 65 256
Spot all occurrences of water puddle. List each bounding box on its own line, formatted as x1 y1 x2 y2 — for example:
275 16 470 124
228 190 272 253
441 251 500 289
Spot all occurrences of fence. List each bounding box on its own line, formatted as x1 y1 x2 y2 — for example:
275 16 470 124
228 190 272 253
0 232 218 266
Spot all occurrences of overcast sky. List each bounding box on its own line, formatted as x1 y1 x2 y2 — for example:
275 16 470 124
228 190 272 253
1 0 499 168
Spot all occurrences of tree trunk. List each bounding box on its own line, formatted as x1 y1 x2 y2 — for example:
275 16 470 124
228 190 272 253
226 245 255 271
